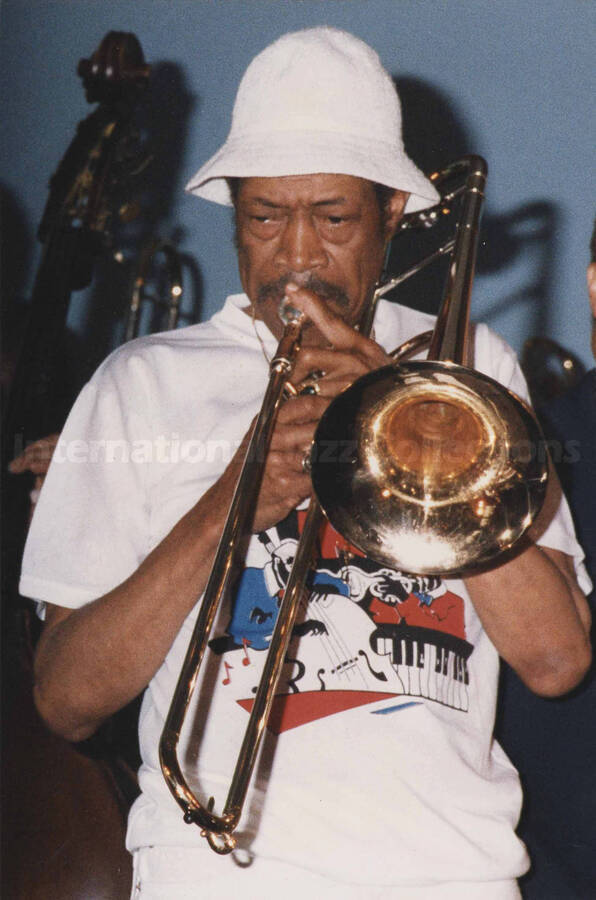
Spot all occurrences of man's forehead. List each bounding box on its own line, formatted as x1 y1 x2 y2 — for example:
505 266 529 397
237 173 375 204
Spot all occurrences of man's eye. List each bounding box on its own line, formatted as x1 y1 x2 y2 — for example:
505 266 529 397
327 216 346 225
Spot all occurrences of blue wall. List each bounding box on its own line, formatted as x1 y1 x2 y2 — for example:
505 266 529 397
2 0 595 368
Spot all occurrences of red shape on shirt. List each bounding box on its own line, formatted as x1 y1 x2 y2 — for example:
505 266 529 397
237 690 398 734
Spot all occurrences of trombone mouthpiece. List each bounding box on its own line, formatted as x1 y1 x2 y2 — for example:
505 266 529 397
279 296 305 326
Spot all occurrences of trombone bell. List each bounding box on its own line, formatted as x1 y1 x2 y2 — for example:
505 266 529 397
311 360 548 575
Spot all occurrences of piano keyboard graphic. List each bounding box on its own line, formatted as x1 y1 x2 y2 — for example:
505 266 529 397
371 624 473 711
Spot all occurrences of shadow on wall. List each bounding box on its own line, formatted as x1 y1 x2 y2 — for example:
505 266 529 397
386 76 558 344
479 201 558 337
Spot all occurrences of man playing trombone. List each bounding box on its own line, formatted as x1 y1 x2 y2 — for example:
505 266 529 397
21 28 591 899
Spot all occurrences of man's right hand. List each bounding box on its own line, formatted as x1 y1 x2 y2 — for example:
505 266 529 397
226 392 326 534
224 283 394 533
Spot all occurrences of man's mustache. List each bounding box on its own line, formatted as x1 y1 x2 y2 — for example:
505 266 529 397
257 274 350 309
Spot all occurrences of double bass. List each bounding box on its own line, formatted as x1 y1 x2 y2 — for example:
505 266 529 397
2 33 150 900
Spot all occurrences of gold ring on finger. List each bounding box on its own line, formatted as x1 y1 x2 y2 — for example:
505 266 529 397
296 369 325 395
301 449 312 474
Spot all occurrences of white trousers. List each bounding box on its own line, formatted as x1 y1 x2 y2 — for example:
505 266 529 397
131 846 522 900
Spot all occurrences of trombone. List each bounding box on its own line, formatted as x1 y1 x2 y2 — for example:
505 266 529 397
125 237 183 342
159 155 548 853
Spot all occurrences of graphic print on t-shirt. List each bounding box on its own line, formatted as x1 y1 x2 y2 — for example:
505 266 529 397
208 510 473 734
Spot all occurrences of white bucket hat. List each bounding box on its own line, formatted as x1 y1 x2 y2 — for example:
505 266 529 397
186 27 440 214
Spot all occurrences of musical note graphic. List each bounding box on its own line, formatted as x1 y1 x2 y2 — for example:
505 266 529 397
222 662 234 685
242 637 251 666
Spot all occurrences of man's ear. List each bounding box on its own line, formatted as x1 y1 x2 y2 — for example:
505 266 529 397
384 190 409 241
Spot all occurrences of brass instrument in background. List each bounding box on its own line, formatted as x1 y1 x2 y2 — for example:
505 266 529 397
125 237 183 342
159 156 549 853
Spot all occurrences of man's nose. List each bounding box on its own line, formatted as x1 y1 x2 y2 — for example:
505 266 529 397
275 212 327 272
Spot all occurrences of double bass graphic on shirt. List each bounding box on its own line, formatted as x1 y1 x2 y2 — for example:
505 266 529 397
209 510 474 735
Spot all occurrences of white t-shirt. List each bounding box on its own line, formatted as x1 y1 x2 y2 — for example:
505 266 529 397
20 294 590 891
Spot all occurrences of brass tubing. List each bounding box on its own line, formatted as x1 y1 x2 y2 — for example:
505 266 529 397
222 501 325 832
159 314 304 848
126 238 184 342
426 156 487 363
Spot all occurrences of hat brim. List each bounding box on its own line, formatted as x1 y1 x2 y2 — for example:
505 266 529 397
185 131 440 214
